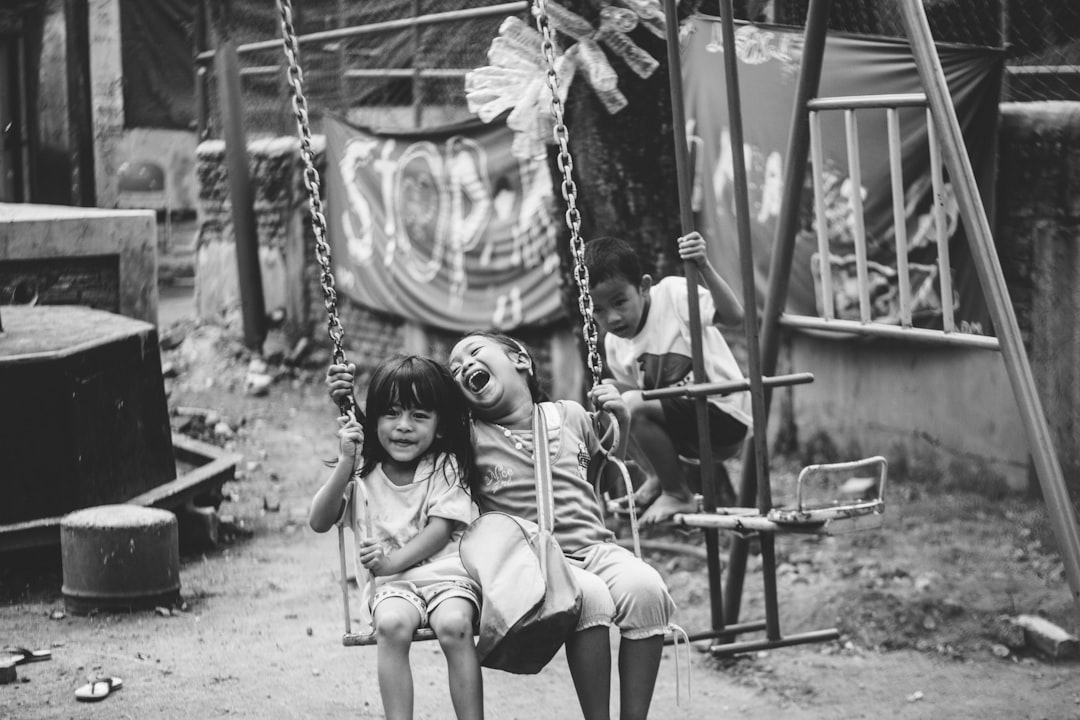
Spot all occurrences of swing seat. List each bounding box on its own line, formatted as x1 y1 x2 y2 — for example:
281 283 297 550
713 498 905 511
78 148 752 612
336 519 458 647
674 455 887 536
343 628 438 647
334 480 458 647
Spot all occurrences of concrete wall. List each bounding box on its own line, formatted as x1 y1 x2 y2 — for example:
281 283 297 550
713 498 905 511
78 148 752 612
778 335 1027 492
0 203 158 324
114 129 200 213
193 138 305 335
999 102 1080 496
86 0 198 214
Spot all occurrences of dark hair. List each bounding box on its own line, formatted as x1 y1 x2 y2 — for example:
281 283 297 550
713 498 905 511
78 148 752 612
583 236 643 288
358 354 477 494
460 331 549 404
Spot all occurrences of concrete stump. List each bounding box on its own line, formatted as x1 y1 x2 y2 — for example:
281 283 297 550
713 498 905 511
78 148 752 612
60 505 180 614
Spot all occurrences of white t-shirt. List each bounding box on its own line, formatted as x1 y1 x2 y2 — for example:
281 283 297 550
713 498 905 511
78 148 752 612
345 453 477 580
603 276 752 427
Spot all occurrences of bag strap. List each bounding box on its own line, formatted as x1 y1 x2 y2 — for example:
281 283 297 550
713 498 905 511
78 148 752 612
532 403 556 534
532 403 558 576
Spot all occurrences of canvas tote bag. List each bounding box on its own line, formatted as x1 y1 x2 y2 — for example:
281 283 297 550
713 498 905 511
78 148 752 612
458 402 583 674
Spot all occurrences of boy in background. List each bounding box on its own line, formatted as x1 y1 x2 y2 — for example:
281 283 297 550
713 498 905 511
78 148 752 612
583 233 752 525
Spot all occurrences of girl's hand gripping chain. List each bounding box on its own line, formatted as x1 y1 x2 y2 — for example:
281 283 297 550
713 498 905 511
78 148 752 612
338 412 363 470
325 362 365 421
589 379 631 460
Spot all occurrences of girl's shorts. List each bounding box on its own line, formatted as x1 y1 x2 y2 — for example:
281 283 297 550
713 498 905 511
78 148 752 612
568 543 676 640
370 555 480 628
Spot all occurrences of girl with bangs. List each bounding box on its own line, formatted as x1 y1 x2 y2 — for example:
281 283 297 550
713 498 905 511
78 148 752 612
310 354 484 720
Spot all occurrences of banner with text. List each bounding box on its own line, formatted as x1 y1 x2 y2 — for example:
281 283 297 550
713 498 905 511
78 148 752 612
685 17 1003 333
325 115 562 332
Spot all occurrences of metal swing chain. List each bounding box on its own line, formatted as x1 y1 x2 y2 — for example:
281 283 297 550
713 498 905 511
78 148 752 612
533 0 603 391
533 2 640 558
277 0 355 417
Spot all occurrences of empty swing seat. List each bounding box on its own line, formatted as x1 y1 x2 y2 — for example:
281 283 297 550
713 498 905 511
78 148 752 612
674 455 888 535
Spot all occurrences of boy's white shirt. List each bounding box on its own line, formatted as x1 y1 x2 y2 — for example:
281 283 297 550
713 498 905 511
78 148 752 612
603 276 753 428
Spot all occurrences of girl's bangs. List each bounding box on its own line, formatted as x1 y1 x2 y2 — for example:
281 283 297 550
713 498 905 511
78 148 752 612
380 361 440 412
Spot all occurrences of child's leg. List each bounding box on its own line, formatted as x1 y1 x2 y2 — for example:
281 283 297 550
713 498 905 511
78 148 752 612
565 566 615 720
624 391 695 524
429 597 484 720
566 626 612 720
617 636 663 720
373 597 423 720
582 545 675 720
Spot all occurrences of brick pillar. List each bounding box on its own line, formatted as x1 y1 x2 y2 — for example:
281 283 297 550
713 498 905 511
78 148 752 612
997 102 1080 497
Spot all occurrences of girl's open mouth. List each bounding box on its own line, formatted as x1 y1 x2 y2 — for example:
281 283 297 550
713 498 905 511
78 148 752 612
465 369 490 393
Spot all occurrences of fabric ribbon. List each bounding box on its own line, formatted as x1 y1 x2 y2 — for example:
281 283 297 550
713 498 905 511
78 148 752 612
465 1 673 159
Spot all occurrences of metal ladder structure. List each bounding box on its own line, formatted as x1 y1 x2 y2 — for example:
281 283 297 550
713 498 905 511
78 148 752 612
659 0 1080 657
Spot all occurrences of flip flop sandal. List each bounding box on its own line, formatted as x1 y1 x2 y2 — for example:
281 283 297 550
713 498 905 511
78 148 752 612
75 677 123 702
3 647 52 665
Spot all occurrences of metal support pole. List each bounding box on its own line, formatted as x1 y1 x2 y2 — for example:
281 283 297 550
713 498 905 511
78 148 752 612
662 0 723 631
411 0 422 129
725 0 832 626
898 0 1080 614
714 0 781 641
194 0 209 140
208 0 267 350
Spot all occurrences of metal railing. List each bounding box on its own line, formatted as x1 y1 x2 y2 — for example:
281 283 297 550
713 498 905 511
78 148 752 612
779 91 1000 350
195 1 528 138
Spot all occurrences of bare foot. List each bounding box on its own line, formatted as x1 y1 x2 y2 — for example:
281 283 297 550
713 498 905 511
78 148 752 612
638 493 698 526
614 474 661 514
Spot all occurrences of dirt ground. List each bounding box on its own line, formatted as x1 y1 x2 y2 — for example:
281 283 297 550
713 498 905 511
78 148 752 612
2 320 1080 720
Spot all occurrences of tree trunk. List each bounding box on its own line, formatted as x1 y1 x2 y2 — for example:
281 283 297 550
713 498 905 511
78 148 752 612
542 1 702 366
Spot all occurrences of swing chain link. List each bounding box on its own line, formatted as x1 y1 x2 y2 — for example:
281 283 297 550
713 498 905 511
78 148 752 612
277 0 351 377
533 0 603 391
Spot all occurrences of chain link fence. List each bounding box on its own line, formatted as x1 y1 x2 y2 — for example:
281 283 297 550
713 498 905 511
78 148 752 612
195 0 1077 141
768 0 1079 101
196 0 526 140
1001 0 1080 102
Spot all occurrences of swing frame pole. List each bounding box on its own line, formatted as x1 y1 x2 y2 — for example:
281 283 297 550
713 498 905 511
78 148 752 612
661 0 724 632
206 0 267 350
712 0 781 641
723 0 833 628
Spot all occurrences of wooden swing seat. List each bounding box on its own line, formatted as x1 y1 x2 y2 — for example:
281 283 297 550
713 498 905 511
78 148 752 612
343 627 439 647
336 520 468 647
